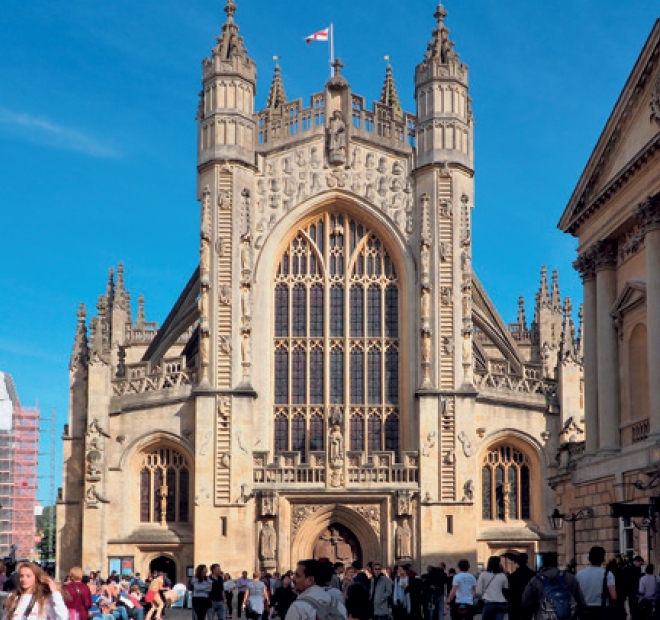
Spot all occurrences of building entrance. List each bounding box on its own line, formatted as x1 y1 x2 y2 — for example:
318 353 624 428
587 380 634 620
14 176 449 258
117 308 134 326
149 556 177 584
312 523 362 564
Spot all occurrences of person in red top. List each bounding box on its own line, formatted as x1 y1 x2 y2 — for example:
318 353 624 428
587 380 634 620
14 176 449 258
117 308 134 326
62 567 93 620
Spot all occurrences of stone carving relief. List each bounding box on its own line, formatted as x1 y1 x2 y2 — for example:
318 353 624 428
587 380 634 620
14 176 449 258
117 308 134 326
253 146 414 250
461 479 475 502
421 431 436 457
197 430 211 456
291 504 323 536
354 504 381 536
85 419 109 484
218 285 231 306
395 518 412 560
259 491 278 517
85 484 109 508
395 490 413 517
457 430 474 457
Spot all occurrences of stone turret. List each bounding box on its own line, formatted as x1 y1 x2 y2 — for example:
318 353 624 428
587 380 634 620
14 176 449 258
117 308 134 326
414 4 473 169
532 266 564 376
198 0 257 168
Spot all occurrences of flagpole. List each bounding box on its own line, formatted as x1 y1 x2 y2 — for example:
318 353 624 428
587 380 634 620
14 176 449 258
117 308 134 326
329 22 335 77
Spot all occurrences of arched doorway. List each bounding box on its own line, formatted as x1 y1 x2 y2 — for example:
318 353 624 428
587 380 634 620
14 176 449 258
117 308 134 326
149 556 177 584
312 523 362 564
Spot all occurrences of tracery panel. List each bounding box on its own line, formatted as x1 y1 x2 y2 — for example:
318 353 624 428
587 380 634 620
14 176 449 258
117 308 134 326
481 444 532 522
273 212 401 462
139 447 191 524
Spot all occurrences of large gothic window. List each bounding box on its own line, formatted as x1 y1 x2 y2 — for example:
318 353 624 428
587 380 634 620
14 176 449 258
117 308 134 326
481 445 531 521
139 447 190 524
273 213 400 462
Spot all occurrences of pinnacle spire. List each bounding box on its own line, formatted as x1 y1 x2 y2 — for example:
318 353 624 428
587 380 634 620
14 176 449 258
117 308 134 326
380 61 402 116
425 4 457 63
266 61 287 110
70 303 89 370
560 297 576 359
550 269 561 309
517 295 527 330
538 265 549 305
215 0 248 61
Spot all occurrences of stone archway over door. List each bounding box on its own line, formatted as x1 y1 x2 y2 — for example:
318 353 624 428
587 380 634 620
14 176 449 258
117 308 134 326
291 504 382 565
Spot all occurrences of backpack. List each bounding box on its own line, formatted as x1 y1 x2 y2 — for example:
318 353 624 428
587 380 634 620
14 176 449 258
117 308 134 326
536 571 576 620
298 594 346 620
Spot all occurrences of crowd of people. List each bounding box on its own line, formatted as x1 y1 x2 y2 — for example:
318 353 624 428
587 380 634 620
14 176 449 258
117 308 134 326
4 550 660 620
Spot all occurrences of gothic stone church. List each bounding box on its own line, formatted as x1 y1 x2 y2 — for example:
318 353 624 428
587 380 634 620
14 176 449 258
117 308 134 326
57 3 585 579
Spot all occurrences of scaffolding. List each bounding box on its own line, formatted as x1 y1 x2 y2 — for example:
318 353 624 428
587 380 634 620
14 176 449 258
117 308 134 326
37 409 56 564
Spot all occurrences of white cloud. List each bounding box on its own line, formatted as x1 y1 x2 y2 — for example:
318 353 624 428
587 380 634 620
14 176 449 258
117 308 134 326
0 107 121 158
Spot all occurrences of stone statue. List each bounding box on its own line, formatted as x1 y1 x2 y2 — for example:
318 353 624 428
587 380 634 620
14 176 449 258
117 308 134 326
260 521 277 561
421 288 430 323
395 519 412 559
240 235 253 279
328 111 347 165
420 244 430 286
329 424 344 466
241 287 251 326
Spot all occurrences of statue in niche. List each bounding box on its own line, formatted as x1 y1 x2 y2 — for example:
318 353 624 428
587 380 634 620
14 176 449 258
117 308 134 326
240 235 253 277
377 157 388 173
329 425 344 466
392 160 404 175
241 287 251 326
311 147 322 169
260 521 277 561
218 285 231 306
420 244 430 287
350 146 360 169
328 111 347 166
395 519 412 559
366 152 375 169
295 150 306 167
366 184 375 202
421 288 430 323
218 190 230 210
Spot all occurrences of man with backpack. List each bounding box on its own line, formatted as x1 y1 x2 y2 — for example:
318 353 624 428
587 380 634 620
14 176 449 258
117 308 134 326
285 560 347 620
521 552 586 620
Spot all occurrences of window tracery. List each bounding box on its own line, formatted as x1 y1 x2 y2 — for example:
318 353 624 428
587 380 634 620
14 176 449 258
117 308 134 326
481 445 531 521
273 212 400 462
139 446 190 524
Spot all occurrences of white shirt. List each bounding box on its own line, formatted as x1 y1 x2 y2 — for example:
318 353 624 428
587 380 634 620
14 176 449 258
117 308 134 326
452 572 477 605
476 572 508 604
11 591 69 620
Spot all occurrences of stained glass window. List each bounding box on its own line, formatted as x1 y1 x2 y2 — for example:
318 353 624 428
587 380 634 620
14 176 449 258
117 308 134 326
139 447 190 524
482 445 532 522
350 414 364 451
273 212 400 462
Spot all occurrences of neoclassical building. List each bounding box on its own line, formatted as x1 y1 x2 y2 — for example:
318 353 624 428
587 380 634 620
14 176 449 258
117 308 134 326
57 3 584 580
554 19 660 565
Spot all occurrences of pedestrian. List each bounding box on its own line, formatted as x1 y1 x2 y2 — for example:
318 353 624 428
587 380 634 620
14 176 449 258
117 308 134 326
638 564 656 620
269 574 296 620
475 556 508 620
191 565 212 620
505 553 535 620
210 564 227 620
243 573 269 620
445 560 476 620
224 574 236 619
284 560 346 620
392 566 409 620
237 572 250 619
369 563 392 620
622 556 645 620
575 546 616 620
522 552 586 620
144 572 165 620
4 562 68 620
345 583 370 620
62 566 93 620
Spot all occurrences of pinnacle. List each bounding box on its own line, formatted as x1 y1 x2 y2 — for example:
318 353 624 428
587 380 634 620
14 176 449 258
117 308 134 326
380 62 402 116
425 3 456 63
266 62 287 110
224 0 237 23
215 0 247 61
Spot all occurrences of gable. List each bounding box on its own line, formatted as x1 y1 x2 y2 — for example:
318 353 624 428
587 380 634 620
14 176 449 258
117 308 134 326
611 280 646 319
559 20 660 235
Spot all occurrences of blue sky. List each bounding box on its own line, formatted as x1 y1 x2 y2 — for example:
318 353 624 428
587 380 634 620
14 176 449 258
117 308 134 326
0 0 657 502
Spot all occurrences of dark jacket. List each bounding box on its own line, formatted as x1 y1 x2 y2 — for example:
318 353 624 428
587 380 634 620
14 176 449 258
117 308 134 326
507 565 536 620
271 586 296 619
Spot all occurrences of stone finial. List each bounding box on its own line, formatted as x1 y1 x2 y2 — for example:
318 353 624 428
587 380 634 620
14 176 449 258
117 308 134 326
215 0 248 61
577 303 584 357
266 61 287 110
517 295 527 331
70 303 89 371
137 294 146 330
550 268 561 310
538 265 549 305
106 267 115 307
425 4 457 63
380 61 402 116
559 297 576 360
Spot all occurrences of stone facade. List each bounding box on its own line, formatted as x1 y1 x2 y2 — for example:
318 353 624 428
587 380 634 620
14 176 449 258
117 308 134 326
57 3 584 580
555 20 660 566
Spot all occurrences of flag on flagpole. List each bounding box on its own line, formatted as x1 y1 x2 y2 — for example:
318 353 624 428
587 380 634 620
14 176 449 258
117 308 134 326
305 27 329 44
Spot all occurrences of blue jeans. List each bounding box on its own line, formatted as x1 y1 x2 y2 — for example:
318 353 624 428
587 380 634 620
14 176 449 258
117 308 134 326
481 602 507 620
112 608 129 620
210 601 226 620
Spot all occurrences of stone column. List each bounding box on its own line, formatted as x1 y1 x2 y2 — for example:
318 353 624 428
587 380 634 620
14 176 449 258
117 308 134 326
637 196 660 436
594 240 620 454
574 251 598 453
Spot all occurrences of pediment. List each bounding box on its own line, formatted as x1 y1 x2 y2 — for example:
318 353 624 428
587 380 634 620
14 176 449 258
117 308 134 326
611 280 646 318
472 275 523 372
559 20 660 234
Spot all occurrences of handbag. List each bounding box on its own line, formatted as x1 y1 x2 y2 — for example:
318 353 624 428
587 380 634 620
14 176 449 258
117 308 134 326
476 574 495 613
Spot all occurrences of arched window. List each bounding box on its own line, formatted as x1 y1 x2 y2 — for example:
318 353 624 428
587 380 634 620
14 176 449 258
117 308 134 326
273 213 400 461
481 445 531 522
139 446 190 524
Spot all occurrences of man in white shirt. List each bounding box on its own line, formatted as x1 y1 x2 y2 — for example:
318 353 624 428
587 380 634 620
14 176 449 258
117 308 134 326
284 560 347 620
576 546 616 620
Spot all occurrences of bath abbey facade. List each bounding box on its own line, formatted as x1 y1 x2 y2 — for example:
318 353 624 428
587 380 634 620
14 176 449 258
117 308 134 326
57 3 585 580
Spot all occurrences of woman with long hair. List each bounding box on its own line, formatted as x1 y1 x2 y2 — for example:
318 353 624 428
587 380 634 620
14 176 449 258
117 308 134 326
4 562 68 620
62 567 92 620
190 565 212 620
475 556 508 620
